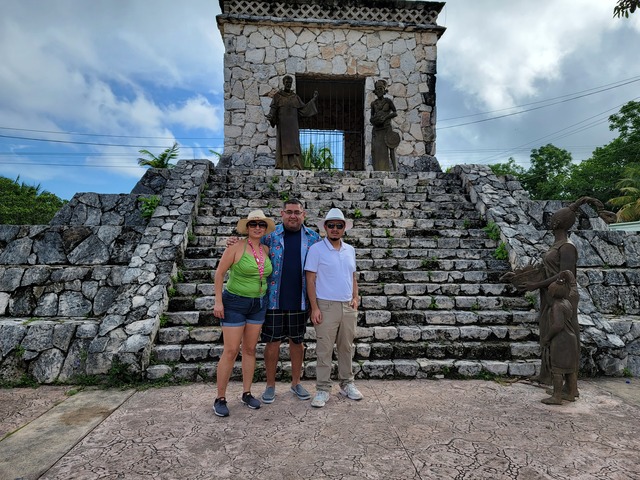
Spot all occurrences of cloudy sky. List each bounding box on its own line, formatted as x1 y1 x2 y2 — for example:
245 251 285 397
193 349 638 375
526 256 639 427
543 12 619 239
1 0 639 200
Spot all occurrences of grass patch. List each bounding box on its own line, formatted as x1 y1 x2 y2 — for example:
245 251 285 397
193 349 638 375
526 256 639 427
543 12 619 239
492 242 508 260
483 221 500 241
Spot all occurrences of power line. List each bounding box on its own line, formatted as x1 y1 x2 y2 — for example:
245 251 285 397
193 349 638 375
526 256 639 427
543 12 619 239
438 75 640 122
0 126 223 141
0 162 144 168
473 98 639 165
438 77 640 130
0 133 223 149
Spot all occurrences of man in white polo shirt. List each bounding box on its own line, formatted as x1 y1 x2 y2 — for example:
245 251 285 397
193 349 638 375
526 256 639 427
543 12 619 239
305 208 362 408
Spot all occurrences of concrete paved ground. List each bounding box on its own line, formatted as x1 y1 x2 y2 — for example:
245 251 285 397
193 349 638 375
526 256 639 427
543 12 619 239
1 378 639 480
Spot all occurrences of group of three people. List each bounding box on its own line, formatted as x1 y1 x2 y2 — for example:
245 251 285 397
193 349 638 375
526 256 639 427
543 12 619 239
212 199 361 417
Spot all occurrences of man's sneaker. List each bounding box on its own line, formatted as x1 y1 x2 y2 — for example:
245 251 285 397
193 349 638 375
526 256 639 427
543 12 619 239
261 386 276 404
213 398 229 417
339 383 363 401
241 392 261 409
290 383 311 400
310 390 330 408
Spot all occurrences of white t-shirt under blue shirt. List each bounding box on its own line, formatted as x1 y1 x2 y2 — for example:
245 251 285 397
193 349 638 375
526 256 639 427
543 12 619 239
304 237 356 302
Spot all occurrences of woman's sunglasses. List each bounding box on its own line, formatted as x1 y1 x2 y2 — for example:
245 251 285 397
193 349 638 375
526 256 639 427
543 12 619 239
247 221 268 229
325 223 345 230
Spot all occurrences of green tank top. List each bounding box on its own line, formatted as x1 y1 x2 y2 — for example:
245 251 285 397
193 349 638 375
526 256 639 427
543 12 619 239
226 246 273 298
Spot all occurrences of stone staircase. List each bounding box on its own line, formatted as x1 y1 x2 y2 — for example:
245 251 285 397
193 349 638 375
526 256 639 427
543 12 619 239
148 169 540 382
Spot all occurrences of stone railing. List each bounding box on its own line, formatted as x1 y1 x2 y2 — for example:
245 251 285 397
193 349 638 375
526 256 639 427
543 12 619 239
0 160 211 383
454 164 640 376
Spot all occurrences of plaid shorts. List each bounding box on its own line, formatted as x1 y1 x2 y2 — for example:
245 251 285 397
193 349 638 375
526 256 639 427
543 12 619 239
261 309 309 344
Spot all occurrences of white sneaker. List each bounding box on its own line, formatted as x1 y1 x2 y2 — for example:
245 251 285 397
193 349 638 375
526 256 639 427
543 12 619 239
339 383 363 401
311 390 330 408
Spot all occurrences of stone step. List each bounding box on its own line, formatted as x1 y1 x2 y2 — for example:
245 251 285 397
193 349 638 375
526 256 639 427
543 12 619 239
161 304 538 329
182 237 499 261
172 277 522 302
184 238 498 254
147 357 540 382
387 309 537 326
353 248 503 260
197 203 480 219
207 170 465 186
181 243 501 263
362 269 509 283
157 168 545 382
173 282 529 304
146 357 540 382
156 324 537 347
358 282 517 296
151 337 541 364
168 291 533 310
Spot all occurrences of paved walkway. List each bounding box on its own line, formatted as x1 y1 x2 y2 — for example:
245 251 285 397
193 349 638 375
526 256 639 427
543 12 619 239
1 378 639 480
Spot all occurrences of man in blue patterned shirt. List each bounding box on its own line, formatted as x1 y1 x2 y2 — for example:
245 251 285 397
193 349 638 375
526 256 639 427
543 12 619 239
260 198 321 403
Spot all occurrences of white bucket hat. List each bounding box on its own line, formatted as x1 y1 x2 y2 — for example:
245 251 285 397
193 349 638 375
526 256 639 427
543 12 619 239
236 209 276 235
316 208 353 232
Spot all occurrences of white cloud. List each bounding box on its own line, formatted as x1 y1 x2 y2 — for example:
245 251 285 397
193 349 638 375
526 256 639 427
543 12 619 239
166 96 223 132
0 0 223 130
0 0 224 196
439 0 618 110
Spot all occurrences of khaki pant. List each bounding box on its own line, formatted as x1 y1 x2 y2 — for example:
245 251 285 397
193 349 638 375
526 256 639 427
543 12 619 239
314 299 357 391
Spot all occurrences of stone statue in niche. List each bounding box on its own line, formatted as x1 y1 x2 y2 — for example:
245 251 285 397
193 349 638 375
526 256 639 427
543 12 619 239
501 197 615 403
370 79 400 171
267 75 318 170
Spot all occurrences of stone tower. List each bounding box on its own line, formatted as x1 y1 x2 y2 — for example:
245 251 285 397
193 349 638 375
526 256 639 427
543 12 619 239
216 0 446 171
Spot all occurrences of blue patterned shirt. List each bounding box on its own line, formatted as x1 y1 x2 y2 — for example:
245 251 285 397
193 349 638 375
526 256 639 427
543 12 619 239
261 224 321 310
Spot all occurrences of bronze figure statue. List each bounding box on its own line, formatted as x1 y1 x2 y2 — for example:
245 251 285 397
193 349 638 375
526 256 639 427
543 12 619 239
540 270 580 404
267 75 318 170
502 197 615 403
370 79 399 171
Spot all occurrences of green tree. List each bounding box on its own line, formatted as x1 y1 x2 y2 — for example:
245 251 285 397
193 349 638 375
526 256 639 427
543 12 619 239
489 157 525 177
302 143 334 170
607 163 640 222
137 142 179 168
564 101 640 204
614 0 640 17
519 144 573 200
0 176 67 225
564 140 627 203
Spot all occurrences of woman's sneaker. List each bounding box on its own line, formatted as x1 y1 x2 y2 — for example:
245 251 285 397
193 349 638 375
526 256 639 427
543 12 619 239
339 383 363 401
241 392 261 409
213 398 229 417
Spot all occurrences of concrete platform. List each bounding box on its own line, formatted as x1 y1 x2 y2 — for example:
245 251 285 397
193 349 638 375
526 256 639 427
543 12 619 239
1 378 639 479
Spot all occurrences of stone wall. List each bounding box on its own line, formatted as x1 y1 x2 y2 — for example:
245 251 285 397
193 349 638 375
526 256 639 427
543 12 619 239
2 160 638 383
0 161 212 383
454 164 640 376
216 0 445 170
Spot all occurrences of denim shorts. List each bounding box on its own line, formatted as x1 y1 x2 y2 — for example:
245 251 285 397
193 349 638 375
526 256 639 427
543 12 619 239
221 290 267 327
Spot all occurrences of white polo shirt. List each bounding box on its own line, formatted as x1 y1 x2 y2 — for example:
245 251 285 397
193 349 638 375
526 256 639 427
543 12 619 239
305 237 356 302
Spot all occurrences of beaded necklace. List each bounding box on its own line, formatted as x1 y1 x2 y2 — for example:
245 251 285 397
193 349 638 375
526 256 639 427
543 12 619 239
247 239 265 295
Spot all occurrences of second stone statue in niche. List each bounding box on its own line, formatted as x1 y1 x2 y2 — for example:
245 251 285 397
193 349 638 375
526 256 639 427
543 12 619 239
370 79 400 171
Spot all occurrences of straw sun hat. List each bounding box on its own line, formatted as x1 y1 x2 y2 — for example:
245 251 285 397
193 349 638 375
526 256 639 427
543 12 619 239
236 209 276 235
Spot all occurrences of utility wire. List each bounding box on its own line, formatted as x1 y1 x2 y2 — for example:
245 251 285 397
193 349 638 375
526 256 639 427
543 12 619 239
438 77 640 129
439 75 640 122
474 98 640 165
0 126 223 141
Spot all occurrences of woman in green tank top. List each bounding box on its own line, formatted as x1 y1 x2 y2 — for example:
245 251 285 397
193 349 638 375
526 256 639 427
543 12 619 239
212 210 275 417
